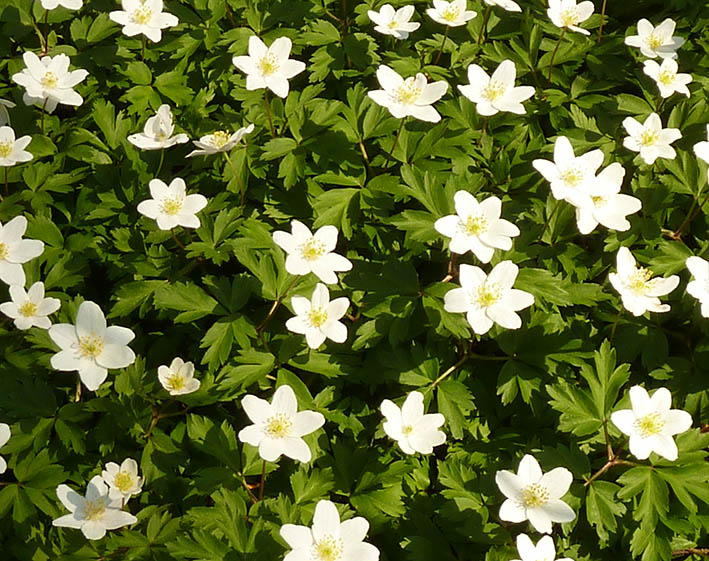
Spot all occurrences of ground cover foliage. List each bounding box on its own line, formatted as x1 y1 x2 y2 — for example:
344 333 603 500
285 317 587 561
0 0 709 559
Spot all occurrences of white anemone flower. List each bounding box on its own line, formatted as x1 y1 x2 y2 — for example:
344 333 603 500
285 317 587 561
187 124 254 157
48 301 136 392
380 391 446 455
0 126 32 167
609 247 679 316
622 113 681 165
513 534 573 561
109 0 179 43
426 0 477 27
625 18 684 59
11 52 88 113
286 283 349 349
238 384 325 463
643 59 691 98
610 386 692 461
694 125 709 164
53 476 138 540
685 256 709 318
157 357 201 395
0 99 15 126
137 178 207 231
496 454 576 534
101 458 144 501
434 191 520 263
547 0 594 35
232 36 306 98
0 216 45 287
272 220 353 284
483 0 521 12
444 261 534 335
458 60 535 116
40 0 83 9
368 4 420 40
0 281 60 330
281 499 380 561
0 423 10 474
368 65 448 123
127 104 189 150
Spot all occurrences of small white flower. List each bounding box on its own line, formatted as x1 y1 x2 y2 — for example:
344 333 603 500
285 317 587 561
380 391 446 454
280 499 380 561
238 384 325 463
53 475 137 540
513 534 573 561
48 301 136 392
368 65 448 123
0 99 16 126
0 281 60 330
434 191 520 262
286 283 348 349
622 113 681 165
625 18 684 59
643 59 691 98
458 60 535 116
368 4 420 40
686 256 709 317
0 126 32 167
496 454 576 534
547 0 594 35
109 0 179 43
232 36 306 98
444 261 534 335
610 385 692 461
127 104 189 151
101 458 144 501
186 124 254 157
0 216 44 287
137 178 207 231
0 423 10 474
483 0 521 12
693 125 709 165
11 52 88 114
609 247 679 316
273 220 352 284
157 357 201 395
40 0 82 9
426 0 477 27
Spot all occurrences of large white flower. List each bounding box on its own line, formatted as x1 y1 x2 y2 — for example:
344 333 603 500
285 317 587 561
109 0 179 43
444 261 534 335
483 0 521 12
625 18 684 59
609 247 679 316
280 500 380 561
40 0 82 9
643 59 691 98
622 113 681 165
157 357 201 396
101 458 144 502
434 191 519 262
0 216 45 287
496 454 575 534
685 256 709 318
232 36 306 98
426 0 477 27
368 4 420 40
0 423 10 474
368 65 448 123
286 283 348 349
458 60 535 116
0 126 32 167
693 125 709 165
238 384 325 463
380 391 446 455
127 104 189 151
53 476 138 540
137 177 207 231
11 52 88 114
0 281 60 330
273 220 352 284
547 0 594 35
513 534 573 561
610 386 692 461
48 301 136 392
187 124 254 157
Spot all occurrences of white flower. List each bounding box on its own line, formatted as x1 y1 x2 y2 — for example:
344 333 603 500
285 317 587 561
48 301 136 392
610 386 692 461
0 281 60 330
127 104 189 151
0 126 32 167
496 454 575 534
380 391 446 454
53 475 138 540
625 18 684 59
232 36 306 98
573 163 641 234
40 0 82 9
458 60 535 116
0 423 10 474
483 0 521 12
513 534 573 561
137 178 207 231
643 59 691 98
547 0 594 35
273 220 352 284
609 247 679 316
187 124 254 157
109 0 178 43
444 261 534 335
286 283 348 349
622 113 681 165
0 99 16 126
685 256 709 317
532 136 604 207
280 500 380 561
157 357 201 395
426 0 477 27
367 65 448 123
368 4 420 39
434 191 519 262
11 52 88 114
0 216 44 287
238 384 325 463
101 458 144 501
693 125 709 165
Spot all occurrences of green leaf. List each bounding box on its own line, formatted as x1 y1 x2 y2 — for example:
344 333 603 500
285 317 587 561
154 282 222 322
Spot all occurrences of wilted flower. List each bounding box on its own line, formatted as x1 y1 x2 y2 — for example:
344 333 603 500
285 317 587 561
625 18 684 59
513 534 573 561
0 126 32 167
368 4 420 39
127 104 189 150
40 0 82 8
157 357 201 395
0 281 60 330
0 423 9 474
186 124 254 157
483 0 521 12
622 113 681 165
426 0 477 27
232 36 306 98
695 125 709 164
685 256 709 317
643 59 691 98
380 391 446 454
109 0 179 43
547 0 594 35
0 216 45 287
0 99 16 126
458 60 535 116
137 178 207 231
101 458 144 501
286 283 349 349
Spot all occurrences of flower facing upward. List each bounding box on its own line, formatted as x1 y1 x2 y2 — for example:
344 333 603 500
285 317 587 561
280 500 380 561
128 104 189 150
426 0 477 27
0 281 60 330
368 65 448 123
643 59 691 98
0 216 45 287
0 126 32 167
622 113 681 165
157 357 201 396
0 423 10 474
483 0 521 12
513 534 573 561
101 458 144 501
609 247 679 316
40 0 83 8
368 4 420 40
232 36 306 98
610 386 692 461
48 301 136 392
625 18 684 59
187 124 254 157
137 178 207 231
547 0 594 35
685 256 709 318
109 0 179 43
238 384 325 463
695 125 709 164
496 454 575 534
458 60 535 116
286 283 349 349
380 391 446 454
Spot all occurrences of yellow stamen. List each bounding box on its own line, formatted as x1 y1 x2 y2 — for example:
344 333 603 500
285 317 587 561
211 131 231 149
482 80 506 102
561 166 584 188
442 5 460 22
658 69 675 86
0 141 12 158
476 283 501 308
648 33 663 50
640 129 659 147
259 53 280 76
634 412 665 437
83 499 106 521
265 413 292 438
166 372 186 391
161 198 182 216
560 8 579 27
132 6 153 25
314 536 344 561
308 307 328 328
19 301 38 317
114 472 135 493
521 483 550 508
299 238 326 261
0 242 6 260
628 268 652 294
395 77 422 105
41 72 58 89
464 214 488 236
78 335 104 359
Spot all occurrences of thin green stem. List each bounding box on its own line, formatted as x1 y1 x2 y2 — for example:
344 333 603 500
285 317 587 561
264 91 276 137
156 149 165 177
547 28 565 84
383 119 405 171
539 199 562 241
429 353 471 390
477 6 492 46
257 276 300 333
258 460 267 501
224 151 246 206
171 229 186 250
597 0 608 44
43 9 49 54
674 189 709 239
432 26 450 66
225 0 236 28
74 374 82 402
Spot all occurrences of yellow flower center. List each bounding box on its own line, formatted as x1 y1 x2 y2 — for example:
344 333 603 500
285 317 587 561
402 425 414 435
483 80 506 102
166 372 186 391
634 412 665 437
442 5 460 22
265 413 292 438
132 6 153 25
308 306 328 328
591 195 607 207
464 214 488 236
314 536 344 561
658 68 675 86
521 483 550 508
83 499 106 521
628 267 652 294
475 283 502 308
161 198 183 216
388 20 399 29
648 33 663 50
299 237 326 261
156 131 167 141
561 166 584 188
560 8 579 27
211 130 231 149
640 129 659 147
395 77 422 105
259 53 280 76
0 141 12 158
41 71 58 89
78 335 104 359
114 471 135 493
0 242 7 260
19 301 38 317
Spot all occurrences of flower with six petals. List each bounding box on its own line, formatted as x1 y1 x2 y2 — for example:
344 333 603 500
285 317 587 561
368 4 420 40
0 126 32 167
286 283 349 349
547 0 594 35
426 0 477 27
0 281 60 330
157 357 201 396
458 60 535 116
109 0 179 43
232 36 306 98
625 18 684 59
0 216 44 287
380 391 446 455
101 458 144 501
128 104 189 151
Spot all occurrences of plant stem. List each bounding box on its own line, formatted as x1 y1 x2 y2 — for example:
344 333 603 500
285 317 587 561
3 168 7 198
383 119 405 171
74 374 82 402
258 460 267 501
432 26 450 66
171 229 186 250
257 276 300 333
264 91 276 137
43 9 49 53
673 190 709 239
430 352 471 389
156 149 165 177
40 98 48 134
225 0 236 28
597 0 608 44
440 254 457 283
477 6 492 46
539 199 562 241
224 151 246 206
672 549 709 558
547 28 565 84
